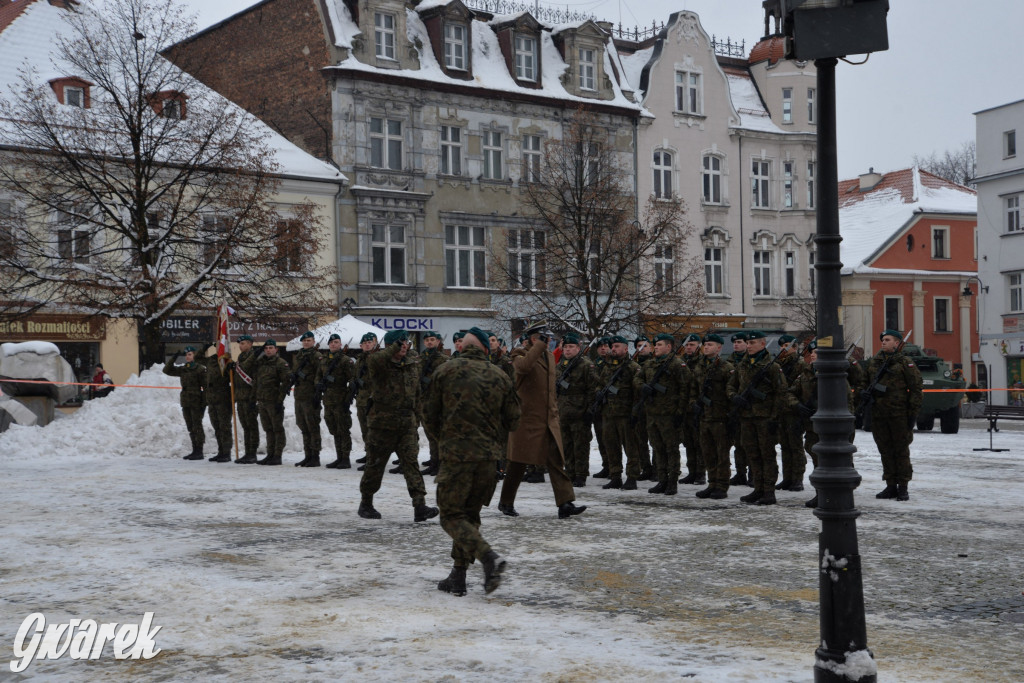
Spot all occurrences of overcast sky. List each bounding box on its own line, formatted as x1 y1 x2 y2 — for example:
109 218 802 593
182 0 1024 181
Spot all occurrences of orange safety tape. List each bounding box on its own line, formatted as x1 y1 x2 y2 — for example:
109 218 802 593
0 378 179 390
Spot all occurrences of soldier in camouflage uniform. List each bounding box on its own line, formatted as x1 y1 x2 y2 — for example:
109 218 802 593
231 335 261 464
632 336 654 481
163 346 207 460
425 327 521 596
727 332 750 486
358 329 439 522
678 333 706 486
353 332 377 469
555 333 598 487
591 337 612 479
693 334 734 499
418 331 449 477
862 329 923 501
595 335 642 490
774 334 806 491
291 331 324 467
728 330 787 505
254 339 291 466
201 343 234 462
319 333 355 469
633 332 690 495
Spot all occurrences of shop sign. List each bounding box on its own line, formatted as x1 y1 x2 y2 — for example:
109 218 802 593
228 317 308 340
643 314 747 336
159 316 214 343
369 316 436 331
1003 317 1022 334
0 315 106 341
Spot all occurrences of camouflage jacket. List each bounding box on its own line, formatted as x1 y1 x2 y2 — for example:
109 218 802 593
290 347 323 402
681 352 702 372
632 354 691 417
864 351 923 416
232 348 259 402
727 349 787 420
203 355 231 400
692 354 735 422
555 353 599 419
319 350 355 406
424 346 521 463
353 351 373 409
163 359 206 408
778 353 804 386
490 350 515 381
596 356 640 419
366 342 420 430
419 348 449 393
787 363 855 431
253 354 290 404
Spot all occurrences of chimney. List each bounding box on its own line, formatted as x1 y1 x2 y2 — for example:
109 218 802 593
859 167 882 191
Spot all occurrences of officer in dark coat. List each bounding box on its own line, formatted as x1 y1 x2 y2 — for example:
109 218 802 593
555 333 598 487
163 346 207 460
254 340 290 466
693 333 734 498
231 335 261 464
202 343 234 462
319 333 355 469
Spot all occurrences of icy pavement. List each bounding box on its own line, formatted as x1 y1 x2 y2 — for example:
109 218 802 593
1 374 1023 681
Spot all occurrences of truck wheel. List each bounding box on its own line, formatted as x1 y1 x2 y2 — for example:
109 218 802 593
916 415 935 431
939 406 960 434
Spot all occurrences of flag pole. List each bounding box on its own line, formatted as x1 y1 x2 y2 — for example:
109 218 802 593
230 369 240 461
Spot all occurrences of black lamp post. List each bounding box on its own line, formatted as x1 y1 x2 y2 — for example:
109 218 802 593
761 2 889 681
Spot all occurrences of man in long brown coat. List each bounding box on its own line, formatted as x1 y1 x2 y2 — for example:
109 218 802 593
497 322 586 519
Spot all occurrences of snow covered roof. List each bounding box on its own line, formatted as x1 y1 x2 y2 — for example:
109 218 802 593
726 72 785 134
0 0 346 183
839 166 977 273
618 46 653 100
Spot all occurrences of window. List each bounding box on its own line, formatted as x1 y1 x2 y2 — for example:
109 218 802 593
782 87 792 123
932 226 949 259
445 225 486 288
522 134 542 183
653 150 673 199
64 86 85 108
160 98 181 119
809 250 816 295
515 35 537 81
1010 273 1024 313
370 117 402 170
202 214 233 269
576 140 599 185
654 244 674 292
753 250 771 296
704 247 723 295
934 297 951 333
374 13 396 59
675 71 702 115
578 48 595 91
0 200 13 257
884 296 902 331
507 228 545 290
275 220 303 274
1005 130 1017 158
751 159 771 209
1007 195 1021 232
784 250 796 296
783 161 794 208
807 161 816 209
702 155 722 204
440 125 462 176
807 88 816 124
55 206 92 264
482 130 503 180
444 23 467 70
371 223 406 284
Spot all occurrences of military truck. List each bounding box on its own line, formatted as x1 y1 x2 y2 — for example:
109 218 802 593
903 345 966 434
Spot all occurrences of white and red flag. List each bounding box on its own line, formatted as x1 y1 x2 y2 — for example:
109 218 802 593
216 302 235 374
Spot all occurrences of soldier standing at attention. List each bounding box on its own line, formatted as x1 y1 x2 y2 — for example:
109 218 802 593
320 333 355 470
292 331 324 467
596 335 642 490
201 343 234 463
727 332 750 486
449 331 465 359
497 322 586 519
353 332 377 469
634 332 689 495
728 330 787 505
693 334 734 499
774 334 806 491
678 333 705 486
231 335 261 464
252 340 290 465
358 329 439 522
555 333 598 487
863 329 922 501
163 346 207 460
418 331 449 477
425 327 521 596
632 336 655 481
591 337 612 479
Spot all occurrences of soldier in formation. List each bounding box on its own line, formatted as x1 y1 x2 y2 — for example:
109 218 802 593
254 339 290 466
231 335 261 464
692 333 733 499
353 332 377 470
163 345 207 460
554 333 598 487
418 331 448 477
292 331 324 467
678 333 705 486
594 335 642 490
727 332 750 486
632 335 655 481
320 333 355 469
774 334 806 491
591 337 611 479
201 343 234 463
633 332 690 495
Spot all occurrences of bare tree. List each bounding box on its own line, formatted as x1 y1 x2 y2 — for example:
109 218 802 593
913 140 976 188
786 289 818 338
0 0 335 368
490 109 704 340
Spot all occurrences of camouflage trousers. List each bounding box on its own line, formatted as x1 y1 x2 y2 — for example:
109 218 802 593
421 416 440 468
181 405 206 451
257 402 286 458
634 414 652 473
235 399 260 457
560 416 592 479
778 416 806 484
324 401 352 460
594 414 609 470
699 419 733 492
680 418 704 478
207 395 233 456
646 414 680 484
360 425 426 507
731 422 748 475
870 411 914 485
294 398 322 457
437 460 498 568
602 416 641 480
740 418 778 494
356 402 370 452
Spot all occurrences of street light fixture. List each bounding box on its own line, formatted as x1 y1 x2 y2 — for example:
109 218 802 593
762 2 888 682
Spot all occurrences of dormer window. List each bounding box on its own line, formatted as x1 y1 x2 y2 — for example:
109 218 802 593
149 91 187 120
65 86 85 108
49 77 92 108
375 12 396 60
444 22 467 70
515 34 537 82
578 48 595 91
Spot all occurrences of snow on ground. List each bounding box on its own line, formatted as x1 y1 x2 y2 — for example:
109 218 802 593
1 369 1023 681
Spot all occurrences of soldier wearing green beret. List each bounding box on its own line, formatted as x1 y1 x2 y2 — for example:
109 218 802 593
595 335 642 490
727 332 750 486
292 331 324 467
231 335 261 464
200 343 234 463
320 333 355 469
418 331 449 476
678 333 706 486
591 337 612 479
693 333 734 498
633 332 690 495
163 346 208 460
254 340 291 465
631 335 655 481
555 333 599 487
352 332 378 468
774 334 806 492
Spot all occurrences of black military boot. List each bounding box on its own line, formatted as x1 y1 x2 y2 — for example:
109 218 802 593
210 452 231 463
639 466 654 481
775 479 791 491
805 494 818 508
355 455 367 464
184 443 203 460
740 489 763 504
497 503 519 517
481 551 507 594
300 452 321 468
592 466 610 479
557 501 586 518
572 476 586 488
414 503 439 522
875 483 897 499
708 488 728 499
602 476 623 490
357 496 381 519
235 453 257 464
662 480 678 495
256 454 272 465
389 463 403 474
437 566 467 597
679 472 697 484
648 481 667 494
693 474 706 485
523 470 545 484
788 482 804 492
421 463 439 476
729 471 747 486
756 491 777 506
325 456 341 468
622 477 638 491
695 486 714 499
338 454 351 469
294 448 311 467
895 484 909 501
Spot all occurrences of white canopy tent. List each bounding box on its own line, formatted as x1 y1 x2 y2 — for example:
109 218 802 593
284 315 386 351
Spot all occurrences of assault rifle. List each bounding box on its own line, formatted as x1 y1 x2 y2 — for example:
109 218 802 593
631 346 678 424
314 346 350 407
286 348 318 395
556 337 599 396
857 329 912 413
727 348 786 420
586 350 638 422
693 356 718 427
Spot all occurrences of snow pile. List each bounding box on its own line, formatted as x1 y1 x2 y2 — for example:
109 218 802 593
0 341 77 403
1 341 61 356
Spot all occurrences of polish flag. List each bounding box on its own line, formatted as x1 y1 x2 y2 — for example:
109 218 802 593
216 302 235 373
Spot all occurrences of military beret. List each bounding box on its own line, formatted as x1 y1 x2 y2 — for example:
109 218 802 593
484 330 496 339
597 336 610 346
731 332 748 342
609 334 628 345
423 331 440 340
360 332 377 344
518 333 528 344
880 329 901 340
383 329 407 346
263 339 277 348
563 332 581 345
452 331 466 341
524 320 549 336
703 333 724 345
328 333 341 342
684 333 701 343
467 326 491 350
634 335 649 344
653 333 675 345
300 331 314 341
499 338 506 346
778 334 797 345
184 345 197 353
804 340 818 353
746 330 766 340
238 335 253 342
